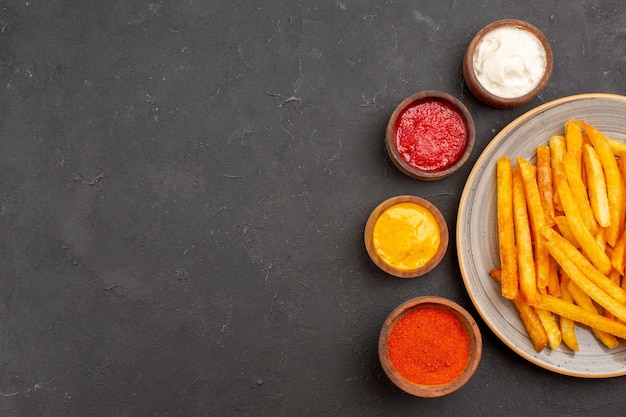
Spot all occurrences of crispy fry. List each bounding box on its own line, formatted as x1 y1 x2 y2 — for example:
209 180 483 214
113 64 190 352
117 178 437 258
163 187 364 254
611 231 625 275
565 120 585 189
494 120 626 352
604 268 622 321
607 135 626 156
558 273 579 351
547 256 561 297
536 145 556 227
567 280 619 349
596 229 607 253
512 166 539 305
496 157 518 300
617 152 626 239
517 157 550 292
562 151 599 234
543 238 626 323
489 269 547 352
565 120 583 162
581 121 624 246
552 157 612 274
536 308 562 350
554 215 580 248
582 143 611 228
542 227 626 303
513 300 548 352
535 295 626 340
549 135 566 211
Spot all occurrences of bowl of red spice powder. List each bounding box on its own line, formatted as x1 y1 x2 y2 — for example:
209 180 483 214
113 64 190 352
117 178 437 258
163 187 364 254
386 91 475 181
379 296 482 397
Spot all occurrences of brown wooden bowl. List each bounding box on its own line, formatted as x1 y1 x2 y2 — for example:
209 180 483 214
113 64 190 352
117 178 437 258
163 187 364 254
385 91 475 181
364 195 448 278
379 296 482 398
463 19 553 109
385 91 476 181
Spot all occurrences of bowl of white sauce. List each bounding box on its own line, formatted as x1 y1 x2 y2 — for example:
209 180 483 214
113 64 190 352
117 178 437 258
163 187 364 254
463 19 553 108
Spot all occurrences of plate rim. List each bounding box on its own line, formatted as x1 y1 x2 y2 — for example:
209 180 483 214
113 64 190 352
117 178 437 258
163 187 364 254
456 92 626 378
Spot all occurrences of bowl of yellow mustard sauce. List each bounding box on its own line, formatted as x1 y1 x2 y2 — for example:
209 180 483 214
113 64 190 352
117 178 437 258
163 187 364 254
364 196 449 278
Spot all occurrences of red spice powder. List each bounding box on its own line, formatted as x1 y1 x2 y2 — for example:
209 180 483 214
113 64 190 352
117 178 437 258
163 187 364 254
394 98 468 173
388 307 470 385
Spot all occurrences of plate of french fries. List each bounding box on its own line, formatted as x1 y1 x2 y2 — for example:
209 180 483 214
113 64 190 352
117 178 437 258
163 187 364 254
457 93 626 377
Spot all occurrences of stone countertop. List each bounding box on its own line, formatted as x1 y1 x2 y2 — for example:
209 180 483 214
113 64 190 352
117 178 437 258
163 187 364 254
1 1 625 415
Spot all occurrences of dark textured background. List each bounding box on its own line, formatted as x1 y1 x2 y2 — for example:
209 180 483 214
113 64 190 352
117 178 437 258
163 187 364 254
0 0 625 415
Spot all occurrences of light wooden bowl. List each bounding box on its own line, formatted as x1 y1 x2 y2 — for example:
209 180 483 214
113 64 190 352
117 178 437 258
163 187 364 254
364 195 448 278
378 296 482 398
385 91 475 181
463 19 553 109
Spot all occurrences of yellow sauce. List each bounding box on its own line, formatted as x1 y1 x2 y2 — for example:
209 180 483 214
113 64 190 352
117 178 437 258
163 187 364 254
372 202 441 271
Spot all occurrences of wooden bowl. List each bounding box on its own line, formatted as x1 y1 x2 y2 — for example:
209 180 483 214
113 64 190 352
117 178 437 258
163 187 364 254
379 296 482 398
463 19 553 109
385 91 475 181
364 195 448 278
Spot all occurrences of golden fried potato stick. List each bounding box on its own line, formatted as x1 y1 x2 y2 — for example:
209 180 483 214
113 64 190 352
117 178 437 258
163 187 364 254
565 120 584 173
544 238 626 323
543 227 626 303
549 135 566 211
518 157 550 292
558 273 579 351
536 145 556 227
512 165 539 305
553 215 580 248
580 121 624 246
552 158 612 275
611 232 625 276
565 120 583 152
567 280 619 349
604 267 622 321
547 257 561 297
607 136 626 156
562 151 599 234
536 308 562 350
496 157 518 300
582 144 611 228
536 295 626 340
595 229 607 253
617 152 626 243
490 269 547 352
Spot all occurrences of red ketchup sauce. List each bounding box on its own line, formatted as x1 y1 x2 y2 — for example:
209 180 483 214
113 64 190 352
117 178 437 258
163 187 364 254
394 98 469 173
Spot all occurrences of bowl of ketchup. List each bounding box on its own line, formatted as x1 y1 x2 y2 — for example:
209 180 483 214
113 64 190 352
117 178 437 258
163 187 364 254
386 91 475 181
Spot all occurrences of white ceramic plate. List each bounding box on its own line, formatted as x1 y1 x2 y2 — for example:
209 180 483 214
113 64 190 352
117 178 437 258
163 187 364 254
457 93 626 377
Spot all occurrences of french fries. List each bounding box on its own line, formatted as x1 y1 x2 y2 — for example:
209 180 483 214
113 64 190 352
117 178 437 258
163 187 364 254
496 157 518 300
580 121 624 246
536 146 556 227
518 157 550 293
558 274 579 351
512 166 539 305
494 120 626 353
583 144 611 227
489 269 547 352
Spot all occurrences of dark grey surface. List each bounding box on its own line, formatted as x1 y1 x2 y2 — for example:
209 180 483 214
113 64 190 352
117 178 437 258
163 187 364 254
1 0 625 415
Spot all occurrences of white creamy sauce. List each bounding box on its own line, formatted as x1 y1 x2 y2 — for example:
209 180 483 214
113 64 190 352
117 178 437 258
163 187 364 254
472 26 547 98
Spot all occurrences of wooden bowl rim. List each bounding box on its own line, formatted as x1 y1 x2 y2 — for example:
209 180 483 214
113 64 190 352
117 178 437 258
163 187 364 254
364 195 449 278
385 90 476 181
463 19 554 109
378 296 483 398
